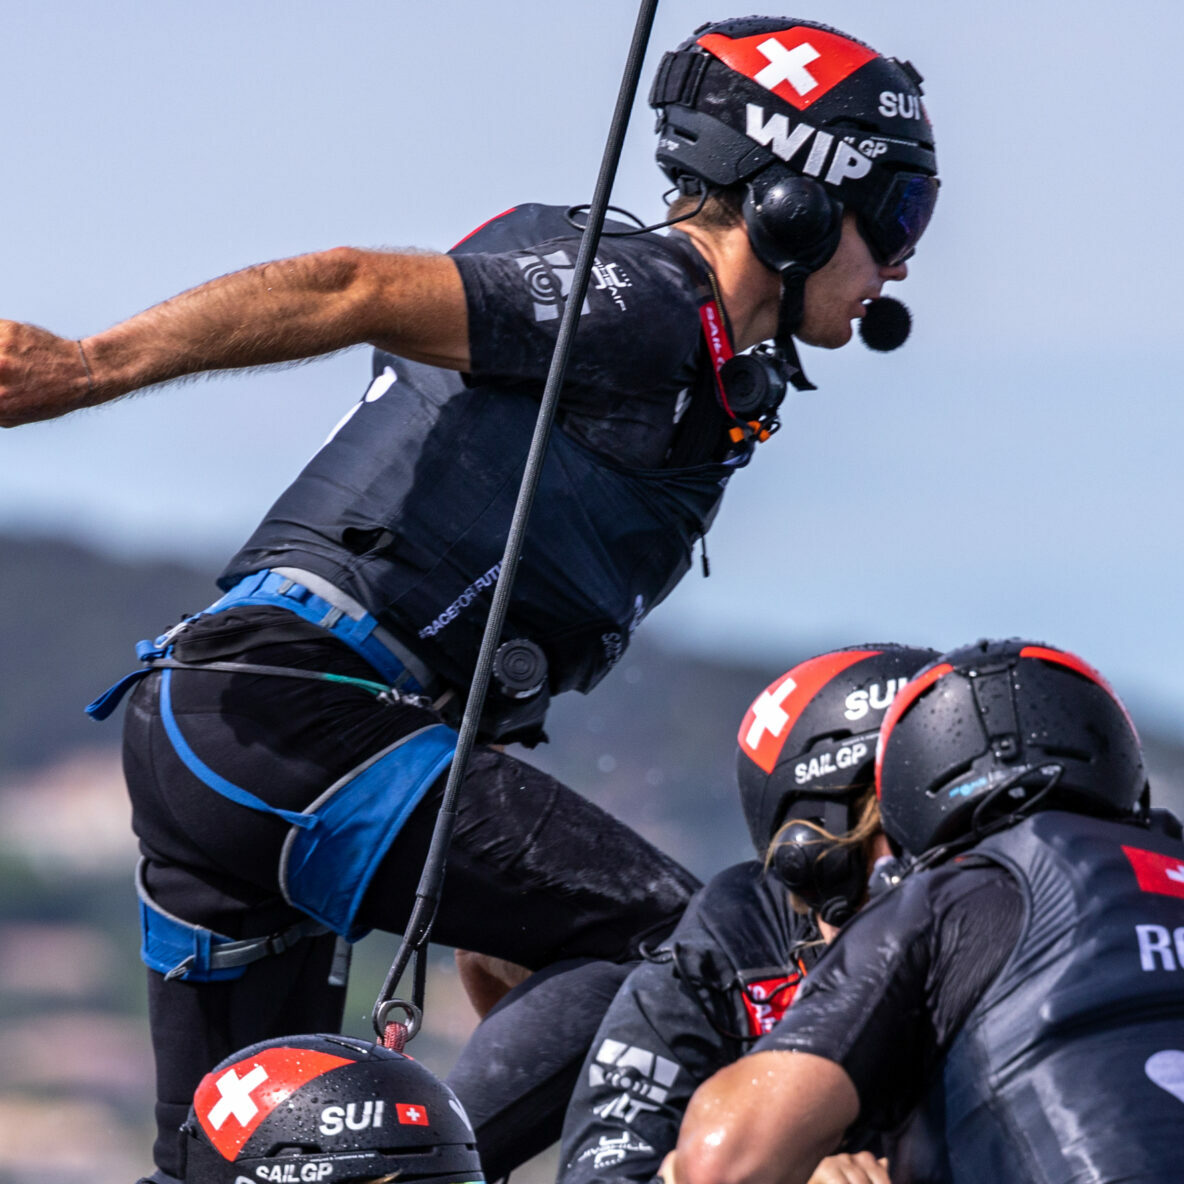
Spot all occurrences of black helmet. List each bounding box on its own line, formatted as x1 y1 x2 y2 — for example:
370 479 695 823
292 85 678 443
650 17 938 274
181 1034 484 1184
876 639 1147 857
737 644 938 922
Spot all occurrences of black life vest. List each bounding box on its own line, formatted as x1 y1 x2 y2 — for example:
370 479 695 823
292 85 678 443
655 862 819 1043
893 809 1184 1183
219 207 736 737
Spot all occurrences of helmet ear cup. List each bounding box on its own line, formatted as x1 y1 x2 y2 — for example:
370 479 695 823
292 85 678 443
743 171 843 274
769 820 866 926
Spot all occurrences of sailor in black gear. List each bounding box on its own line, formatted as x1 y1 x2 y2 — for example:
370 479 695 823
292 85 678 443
115 196 756 1179
554 863 820 1184
674 640 1184 1184
444 645 935 1183
0 19 938 1184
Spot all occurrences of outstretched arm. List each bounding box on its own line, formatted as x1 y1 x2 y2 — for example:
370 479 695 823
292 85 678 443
0 248 468 427
671 1051 859 1184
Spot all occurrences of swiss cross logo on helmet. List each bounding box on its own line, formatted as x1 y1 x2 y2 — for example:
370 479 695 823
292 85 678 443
740 672 800 772
697 27 876 110
1123 845 1184 902
739 650 876 774
193 1047 356 1161
396 1103 430 1125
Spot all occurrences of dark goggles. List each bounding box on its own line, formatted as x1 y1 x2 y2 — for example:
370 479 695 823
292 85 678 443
856 171 939 267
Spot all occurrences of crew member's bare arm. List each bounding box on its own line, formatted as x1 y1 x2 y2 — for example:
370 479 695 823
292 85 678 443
670 1051 861 1184
0 249 468 428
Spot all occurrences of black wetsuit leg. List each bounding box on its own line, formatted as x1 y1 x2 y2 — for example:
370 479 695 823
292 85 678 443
121 622 698 1178
445 959 633 1179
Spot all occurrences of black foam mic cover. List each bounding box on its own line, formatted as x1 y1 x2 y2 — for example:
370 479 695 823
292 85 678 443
859 297 911 351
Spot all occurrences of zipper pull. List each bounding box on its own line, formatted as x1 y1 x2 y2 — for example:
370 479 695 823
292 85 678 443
699 535 711 578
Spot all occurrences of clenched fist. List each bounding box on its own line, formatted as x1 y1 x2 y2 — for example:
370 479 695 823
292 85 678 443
0 320 99 427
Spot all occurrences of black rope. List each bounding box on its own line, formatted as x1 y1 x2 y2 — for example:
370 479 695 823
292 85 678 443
371 0 662 1037
563 183 711 237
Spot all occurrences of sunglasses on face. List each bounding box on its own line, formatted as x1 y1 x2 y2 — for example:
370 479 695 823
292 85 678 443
858 171 939 267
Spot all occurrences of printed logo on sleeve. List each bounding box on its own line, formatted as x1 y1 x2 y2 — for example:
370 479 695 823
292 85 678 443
193 1047 355 1161
697 27 876 110
1146 1050 1184 1106
1122 845 1184 901
515 250 591 323
577 1131 655 1170
591 259 632 311
588 1039 679 1125
1134 923 1184 971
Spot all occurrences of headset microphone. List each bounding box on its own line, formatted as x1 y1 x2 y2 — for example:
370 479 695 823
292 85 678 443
859 297 911 352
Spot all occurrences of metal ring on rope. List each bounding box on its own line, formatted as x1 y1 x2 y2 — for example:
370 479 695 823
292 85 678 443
376 998 422 1047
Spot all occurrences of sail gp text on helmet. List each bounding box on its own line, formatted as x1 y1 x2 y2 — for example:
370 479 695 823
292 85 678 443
239 1162 334 1182
794 740 869 786
745 103 874 187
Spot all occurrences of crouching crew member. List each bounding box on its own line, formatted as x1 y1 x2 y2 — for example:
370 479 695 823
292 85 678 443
672 639 1184 1184
446 645 934 1183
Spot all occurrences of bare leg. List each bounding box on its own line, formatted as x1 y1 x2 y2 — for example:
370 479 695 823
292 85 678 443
455 950 532 1017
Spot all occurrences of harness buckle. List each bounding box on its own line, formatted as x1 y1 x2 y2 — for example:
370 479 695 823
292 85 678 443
164 955 196 982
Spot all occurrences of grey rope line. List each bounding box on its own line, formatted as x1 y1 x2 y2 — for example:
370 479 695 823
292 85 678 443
370 0 662 1038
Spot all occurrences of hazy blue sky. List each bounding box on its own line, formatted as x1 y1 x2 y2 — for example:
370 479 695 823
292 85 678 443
4 1 1184 726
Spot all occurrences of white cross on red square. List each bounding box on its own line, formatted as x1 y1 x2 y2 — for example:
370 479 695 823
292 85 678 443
753 37 821 95
208 1064 268 1130
396 1103 429 1125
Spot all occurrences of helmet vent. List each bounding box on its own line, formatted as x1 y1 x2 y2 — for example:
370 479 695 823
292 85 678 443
929 758 974 797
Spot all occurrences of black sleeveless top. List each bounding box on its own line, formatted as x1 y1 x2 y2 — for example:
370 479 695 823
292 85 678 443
220 205 745 736
759 809 1184 1183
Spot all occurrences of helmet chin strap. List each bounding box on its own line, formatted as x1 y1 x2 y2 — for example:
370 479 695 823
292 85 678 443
773 265 817 392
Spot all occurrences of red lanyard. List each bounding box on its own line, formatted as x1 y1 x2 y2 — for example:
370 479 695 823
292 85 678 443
698 293 738 418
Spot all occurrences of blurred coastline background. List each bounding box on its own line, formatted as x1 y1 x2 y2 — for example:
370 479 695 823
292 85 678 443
3 538 1183 1183
4 2 1184 1181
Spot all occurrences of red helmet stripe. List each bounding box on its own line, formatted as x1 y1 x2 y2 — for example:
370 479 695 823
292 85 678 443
194 1047 355 1161
697 27 876 111
875 662 953 797
1019 645 1139 738
738 649 879 774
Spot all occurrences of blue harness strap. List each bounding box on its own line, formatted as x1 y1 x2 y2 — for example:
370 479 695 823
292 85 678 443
136 859 329 982
280 724 458 940
85 566 436 722
91 567 457 966
151 677 456 940
158 668 317 830
203 567 433 690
